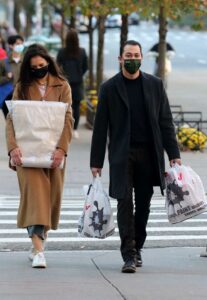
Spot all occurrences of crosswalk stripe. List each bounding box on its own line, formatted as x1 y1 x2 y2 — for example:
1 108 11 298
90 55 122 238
0 200 165 205
0 218 206 224
0 235 207 243
0 211 174 216
0 227 207 234
0 211 206 217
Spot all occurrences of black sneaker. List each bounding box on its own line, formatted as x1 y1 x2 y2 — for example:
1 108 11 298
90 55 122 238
121 258 136 273
135 250 142 267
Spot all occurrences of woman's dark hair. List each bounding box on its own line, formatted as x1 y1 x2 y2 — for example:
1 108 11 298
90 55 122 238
18 44 64 87
64 29 80 58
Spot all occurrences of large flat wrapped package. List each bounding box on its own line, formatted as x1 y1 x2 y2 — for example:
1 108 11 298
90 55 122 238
7 100 68 168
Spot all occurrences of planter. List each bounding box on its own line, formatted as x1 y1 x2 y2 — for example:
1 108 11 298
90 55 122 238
85 90 98 129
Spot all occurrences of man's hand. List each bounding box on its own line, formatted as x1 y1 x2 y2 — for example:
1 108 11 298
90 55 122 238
91 167 102 177
170 158 182 167
51 148 65 168
10 147 22 166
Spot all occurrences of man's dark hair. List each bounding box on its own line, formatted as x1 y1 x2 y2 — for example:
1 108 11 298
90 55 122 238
121 40 143 56
7 34 24 45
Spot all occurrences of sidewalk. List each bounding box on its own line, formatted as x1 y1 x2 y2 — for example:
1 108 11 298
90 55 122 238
1 248 207 300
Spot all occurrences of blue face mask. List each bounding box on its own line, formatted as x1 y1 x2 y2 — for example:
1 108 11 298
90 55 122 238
14 44 24 53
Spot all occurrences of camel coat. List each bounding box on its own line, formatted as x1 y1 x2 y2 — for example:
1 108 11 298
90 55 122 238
6 74 73 230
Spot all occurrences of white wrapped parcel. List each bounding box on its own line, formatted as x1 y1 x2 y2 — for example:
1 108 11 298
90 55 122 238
7 100 68 168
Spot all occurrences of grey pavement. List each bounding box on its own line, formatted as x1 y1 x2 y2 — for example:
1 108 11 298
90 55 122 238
1 68 207 299
1 248 207 300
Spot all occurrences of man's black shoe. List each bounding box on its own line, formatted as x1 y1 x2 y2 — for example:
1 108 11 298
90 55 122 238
135 250 142 267
121 258 136 273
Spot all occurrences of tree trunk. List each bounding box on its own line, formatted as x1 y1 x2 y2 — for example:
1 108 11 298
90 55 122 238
25 11 32 38
13 1 21 34
120 14 128 56
157 4 168 83
96 15 106 92
60 13 66 46
69 2 76 29
88 15 94 89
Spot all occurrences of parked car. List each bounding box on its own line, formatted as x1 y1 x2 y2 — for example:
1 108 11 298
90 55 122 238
25 34 61 55
105 13 140 28
77 16 97 33
128 13 140 25
105 14 122 28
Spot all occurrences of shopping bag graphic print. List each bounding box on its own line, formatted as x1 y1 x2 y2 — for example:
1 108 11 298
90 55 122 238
78 177 115 238
165 164 207 224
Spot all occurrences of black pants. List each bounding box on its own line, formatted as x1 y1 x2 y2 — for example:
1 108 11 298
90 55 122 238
72 100 80 130
117 146 154 261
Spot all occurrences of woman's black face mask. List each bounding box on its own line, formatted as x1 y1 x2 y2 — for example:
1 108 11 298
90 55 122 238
30 65 49 79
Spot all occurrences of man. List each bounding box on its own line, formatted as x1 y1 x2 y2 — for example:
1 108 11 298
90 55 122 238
7 34 24 84
1 34 24 118
90 40 181 273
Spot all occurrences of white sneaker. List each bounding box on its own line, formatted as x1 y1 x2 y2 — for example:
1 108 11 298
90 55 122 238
73 130 79 139
28 234 48 261
32 252 47 268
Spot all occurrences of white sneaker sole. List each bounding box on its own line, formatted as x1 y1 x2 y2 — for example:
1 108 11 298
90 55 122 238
32 263 46 268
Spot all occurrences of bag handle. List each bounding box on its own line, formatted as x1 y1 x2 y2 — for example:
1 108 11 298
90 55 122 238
92 175 103 191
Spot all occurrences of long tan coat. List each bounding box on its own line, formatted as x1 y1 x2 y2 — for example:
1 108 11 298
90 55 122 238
6 74 73 230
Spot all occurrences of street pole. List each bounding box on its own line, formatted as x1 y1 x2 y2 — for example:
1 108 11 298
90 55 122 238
35 0 42 35
7 0 14 28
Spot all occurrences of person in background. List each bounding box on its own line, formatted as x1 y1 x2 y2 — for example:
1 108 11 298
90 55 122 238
1 35 24 118
6 44 73 268
7 34 24 83
0 33 7 51
57 28 88 139
0 21 17 41
90 40 181 273
0 34 13 117
147 42 175 89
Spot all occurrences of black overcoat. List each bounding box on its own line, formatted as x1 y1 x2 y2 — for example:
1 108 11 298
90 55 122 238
90 71 180 198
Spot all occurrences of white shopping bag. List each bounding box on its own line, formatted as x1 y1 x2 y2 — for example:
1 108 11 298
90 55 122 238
78 177 115 239
165 164 207 224
6 100 68 168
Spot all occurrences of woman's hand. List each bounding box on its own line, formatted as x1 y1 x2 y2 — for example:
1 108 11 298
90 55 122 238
10 147 22 166
51 148 65 168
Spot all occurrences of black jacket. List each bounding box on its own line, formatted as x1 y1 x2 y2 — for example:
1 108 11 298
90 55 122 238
57 47 88 101
90 71 180 198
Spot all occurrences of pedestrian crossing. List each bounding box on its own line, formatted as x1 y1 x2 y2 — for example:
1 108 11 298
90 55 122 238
0 194 207 250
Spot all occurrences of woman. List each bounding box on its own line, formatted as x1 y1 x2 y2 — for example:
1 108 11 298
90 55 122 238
6 44 73 268
57 29 88 139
